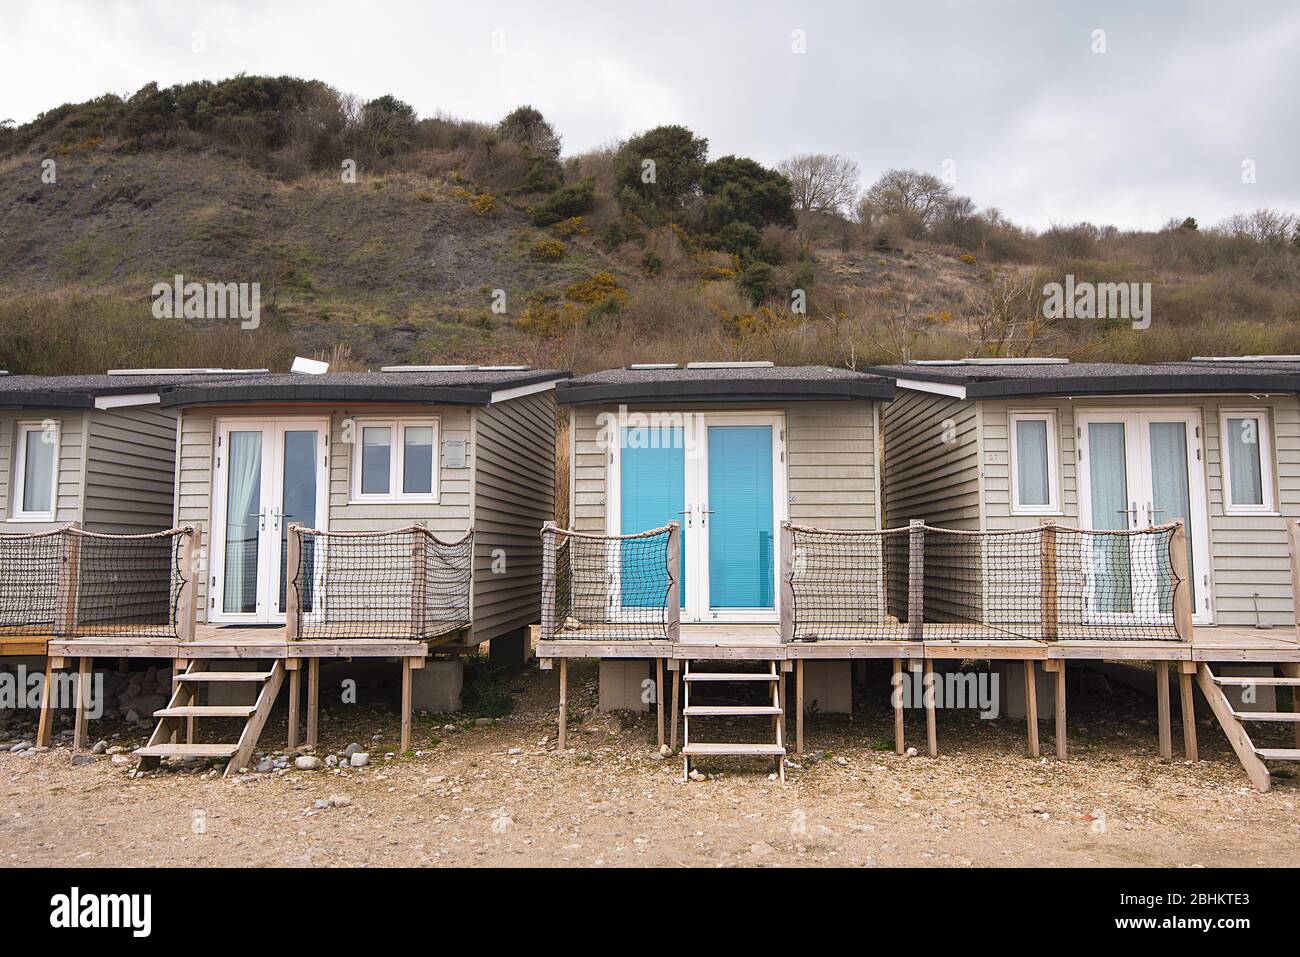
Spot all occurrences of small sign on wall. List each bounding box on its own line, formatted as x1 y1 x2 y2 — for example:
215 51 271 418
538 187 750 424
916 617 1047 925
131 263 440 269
444 438 467 468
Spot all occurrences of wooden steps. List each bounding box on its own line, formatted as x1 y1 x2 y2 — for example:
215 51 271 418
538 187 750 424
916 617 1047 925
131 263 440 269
1197 662 1300 791
135 659 286 776
681 660 785 782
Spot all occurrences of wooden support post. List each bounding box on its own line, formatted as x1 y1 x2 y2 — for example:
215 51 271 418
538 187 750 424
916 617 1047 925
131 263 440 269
655 658 665 750
177 526 199 642
665 522 681 642
1282 664 1300 748
73 657 91 750
410 525 428 639
670 666 680 752
285 526 302 642
400 658 413 753
1024 660 1040 758
1169 521 1195 642
893 658 905 755
924 659 937 757
288 665 301 749
779 522 794 642
1156 660 1173 759
795 658 805 756
1055 662 1066 760
1179 662 1198 761
306 657 320 748
557 658 568 750
36 656 56 747
908 520 925 642
1040 520 1058 641
775 665 786 752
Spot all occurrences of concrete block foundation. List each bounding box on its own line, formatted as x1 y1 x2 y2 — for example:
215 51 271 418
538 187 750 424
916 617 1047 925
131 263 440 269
599 659 653 712
410 658 463 713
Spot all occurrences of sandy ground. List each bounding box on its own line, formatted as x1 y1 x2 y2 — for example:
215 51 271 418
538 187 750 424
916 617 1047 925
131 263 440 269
2 658 1298 868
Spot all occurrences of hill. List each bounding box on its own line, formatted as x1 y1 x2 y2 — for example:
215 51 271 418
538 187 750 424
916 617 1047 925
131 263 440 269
1 75 1298 375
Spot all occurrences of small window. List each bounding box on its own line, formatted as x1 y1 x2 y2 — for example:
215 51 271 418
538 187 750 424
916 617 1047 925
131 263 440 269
1009 411 1059 513
1221 409 1275 513
12 420 60 521
351 417 439 502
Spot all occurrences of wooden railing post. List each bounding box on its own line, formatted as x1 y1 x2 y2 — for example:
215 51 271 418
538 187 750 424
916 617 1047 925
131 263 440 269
56 523 81 637
176 525 199 642
1169 521 1194 642
410 524 428 640
665 522 681 642
285 524 301 641
907 520 925 641
1040 520 1058 641
779 522 794 642
540 523 558 640
1288 519 1300 645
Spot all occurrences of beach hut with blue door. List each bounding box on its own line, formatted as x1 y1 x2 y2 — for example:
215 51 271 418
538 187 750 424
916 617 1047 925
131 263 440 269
538 363 894 776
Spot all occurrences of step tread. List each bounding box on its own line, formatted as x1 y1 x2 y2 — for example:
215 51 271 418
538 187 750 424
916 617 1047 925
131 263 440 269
684 705 783 716
154 705 257 718
134 743 239 758
174 672 274 683
682 743 785 756
1232 711 1300 722
1255 748 1300 761
1213 676 1300 687
684 673 778 682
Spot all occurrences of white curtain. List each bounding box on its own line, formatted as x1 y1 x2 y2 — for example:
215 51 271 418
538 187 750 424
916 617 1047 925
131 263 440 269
223 432 262 614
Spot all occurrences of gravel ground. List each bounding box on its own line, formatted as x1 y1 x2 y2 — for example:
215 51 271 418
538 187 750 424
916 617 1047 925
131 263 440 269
1 659 1298 868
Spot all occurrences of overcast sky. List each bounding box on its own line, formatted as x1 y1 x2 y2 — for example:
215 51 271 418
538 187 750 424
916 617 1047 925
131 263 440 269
2 0 1296 230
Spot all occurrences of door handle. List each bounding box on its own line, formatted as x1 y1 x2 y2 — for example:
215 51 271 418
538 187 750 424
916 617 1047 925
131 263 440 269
272 507 282 531
259 507 267 531
700 505 715 527
677 507 693 528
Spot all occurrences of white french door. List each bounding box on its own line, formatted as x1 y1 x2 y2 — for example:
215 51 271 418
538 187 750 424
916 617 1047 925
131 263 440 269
1077 409 1212 625
610 412 786 624
210 418 329 624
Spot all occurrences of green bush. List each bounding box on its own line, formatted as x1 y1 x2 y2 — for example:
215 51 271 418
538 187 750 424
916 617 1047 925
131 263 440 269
528 179 596 226
530 238 566 261
739 261 774 304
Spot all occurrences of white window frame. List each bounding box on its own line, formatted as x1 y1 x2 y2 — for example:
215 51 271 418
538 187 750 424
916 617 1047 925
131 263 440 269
11 419 60 522
349 416 440 503
1219 407 1276 514
1008 410 1060 515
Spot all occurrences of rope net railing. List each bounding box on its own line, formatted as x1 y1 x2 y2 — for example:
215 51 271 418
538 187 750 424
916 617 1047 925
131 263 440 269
0 525 192 638
784 522 1188 643
289 525 472 641
540 522 679 642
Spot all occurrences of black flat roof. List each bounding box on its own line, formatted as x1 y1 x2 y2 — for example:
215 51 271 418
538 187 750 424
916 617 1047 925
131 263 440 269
557 366 894 404
159 369 569 409
0 372 258 410
867 361 1300 398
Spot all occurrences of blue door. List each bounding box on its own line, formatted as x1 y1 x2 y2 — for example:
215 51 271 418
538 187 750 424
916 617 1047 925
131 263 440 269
620 426 686 607
706 425 775 611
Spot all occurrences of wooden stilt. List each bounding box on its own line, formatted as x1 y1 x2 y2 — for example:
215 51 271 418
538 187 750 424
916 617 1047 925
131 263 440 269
1156 660 1172 759
924 659 937 757
655 658 665 750
306 657 320 748
73 657 90 750
1179 665 1198 761
670 668 680 753
288 666 301 749
1054 662 1066 761
795 659 805 756
400 658 412 753
1024 660 1040 758
775 666 786 751
36 657 56 747
893 658 904 755
557 658 568 750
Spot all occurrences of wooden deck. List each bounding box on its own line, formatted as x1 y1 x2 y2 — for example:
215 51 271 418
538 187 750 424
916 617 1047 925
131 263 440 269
537 623 1300 663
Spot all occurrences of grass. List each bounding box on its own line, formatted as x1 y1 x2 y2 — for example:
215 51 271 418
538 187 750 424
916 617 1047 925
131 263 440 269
460 656 516 718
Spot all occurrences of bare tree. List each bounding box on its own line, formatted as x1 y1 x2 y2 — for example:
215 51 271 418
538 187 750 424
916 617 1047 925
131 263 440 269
777 153 861 214
862 168 954 232
965 271 1051 357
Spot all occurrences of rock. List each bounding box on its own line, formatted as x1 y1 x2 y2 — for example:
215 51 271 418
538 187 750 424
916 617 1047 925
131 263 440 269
313 798 330 809
688 769 705 782
749 841 774 857
255 759 274 773
650 752 665 761
329 794 352 807
72 755 97 766
431 775 447 783
295 756 322 770
9 741 32 753
325 754 338 768
906 747 918 757
349 752 369 767
659 744 671 756
835 756 849 766
507 747 523 755
91 740 108 754
124 709 140 725
110 754 131 765
343 743 361 757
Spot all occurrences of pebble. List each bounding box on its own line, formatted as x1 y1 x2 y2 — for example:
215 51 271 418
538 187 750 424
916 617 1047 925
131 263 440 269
325 755 338 768
9 741 32 753
350 752 370 767
295 756 322 771
343 743 361 757
329 794 352 807
507 747 523 756
72 755 97 767
906 747 919 757
91 740 108 754
255 759 274 773
430 775 447 784
110 754 130 765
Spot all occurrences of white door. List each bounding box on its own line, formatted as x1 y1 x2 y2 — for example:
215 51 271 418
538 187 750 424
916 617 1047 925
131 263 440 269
1077 410 1212 625
210 419 329 624
610 412 786 624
